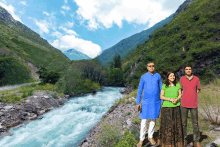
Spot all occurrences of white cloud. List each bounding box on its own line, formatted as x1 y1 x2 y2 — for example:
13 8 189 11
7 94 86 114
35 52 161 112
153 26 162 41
32 13 56 34
64 0 68 3
59 26 78 36
62 5 70 11
51 31 63 38
60 10 65 15
0 2 22 22
1 0 6 4
34 19 50 34
64 21 74 28
19 1 27 6
50 35 102 58
73 0 173 30
43 11 50 16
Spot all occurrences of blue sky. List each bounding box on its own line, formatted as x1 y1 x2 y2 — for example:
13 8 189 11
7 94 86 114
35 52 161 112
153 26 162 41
0 0 185 58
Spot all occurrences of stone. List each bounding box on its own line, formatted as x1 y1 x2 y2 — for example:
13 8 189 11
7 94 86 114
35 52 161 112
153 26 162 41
213 127 220 131
0 112 4 116
33 96 38 98
26 100 30 103
0 132 13 138
37 116 43 119
44 96 49 99
3 106 12 110
37 109 45 115
64 95 69 98
28 114 37 120
214 139 220 145
126 119 132 126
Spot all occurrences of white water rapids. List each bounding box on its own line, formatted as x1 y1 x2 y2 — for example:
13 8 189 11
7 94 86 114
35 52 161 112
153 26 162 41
0 87 124 147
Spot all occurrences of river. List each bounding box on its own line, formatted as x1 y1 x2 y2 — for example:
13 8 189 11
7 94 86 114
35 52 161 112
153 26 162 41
0 86 124 147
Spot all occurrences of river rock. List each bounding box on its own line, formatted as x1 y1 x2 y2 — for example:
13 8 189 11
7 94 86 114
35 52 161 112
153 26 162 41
0 112 4 116
214 127 220 131
4 106 12 110
37 116 43 119
64 95 69 99
28 114 37 120
0 132 13 138
37 109 45 115
33 96 38 98
44 96 49 99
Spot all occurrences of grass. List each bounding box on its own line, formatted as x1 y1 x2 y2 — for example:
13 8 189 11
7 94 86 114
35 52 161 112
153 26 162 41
0 83 61 104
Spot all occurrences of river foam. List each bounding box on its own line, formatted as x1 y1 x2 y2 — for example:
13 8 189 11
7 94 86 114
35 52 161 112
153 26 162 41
0 87 124 147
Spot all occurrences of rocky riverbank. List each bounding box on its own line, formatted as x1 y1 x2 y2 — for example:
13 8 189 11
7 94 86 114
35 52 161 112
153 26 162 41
0 91 68 138
79 95 220 147
78 96 138 147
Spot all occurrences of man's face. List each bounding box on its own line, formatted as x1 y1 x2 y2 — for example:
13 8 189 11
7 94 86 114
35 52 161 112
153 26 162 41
185 67 192 76
147 63 155 73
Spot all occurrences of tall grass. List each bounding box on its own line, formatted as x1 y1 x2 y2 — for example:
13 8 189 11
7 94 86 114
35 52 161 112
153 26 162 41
198 78 220 124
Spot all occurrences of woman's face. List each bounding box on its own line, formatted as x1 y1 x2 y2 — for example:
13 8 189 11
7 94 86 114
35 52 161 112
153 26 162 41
168 73 175 82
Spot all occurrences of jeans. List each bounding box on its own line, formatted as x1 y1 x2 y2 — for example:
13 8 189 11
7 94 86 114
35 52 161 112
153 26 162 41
180 106 200 143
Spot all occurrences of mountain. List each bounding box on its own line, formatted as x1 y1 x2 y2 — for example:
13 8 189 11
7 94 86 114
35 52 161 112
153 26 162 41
94 14 174 67
63 49 91 60
121 0 220 87
0 6 70 86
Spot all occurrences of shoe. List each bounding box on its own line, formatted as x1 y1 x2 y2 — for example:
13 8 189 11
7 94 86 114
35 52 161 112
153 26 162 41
148 137 156 145
193 142 201 147
137 142 142 147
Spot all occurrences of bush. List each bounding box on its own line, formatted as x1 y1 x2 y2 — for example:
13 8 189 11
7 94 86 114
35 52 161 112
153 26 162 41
133 116 140 124
97 121 121 146
114 129 138 147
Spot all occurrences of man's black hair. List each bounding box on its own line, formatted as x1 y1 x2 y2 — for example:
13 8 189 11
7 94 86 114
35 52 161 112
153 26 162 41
184 63 193 69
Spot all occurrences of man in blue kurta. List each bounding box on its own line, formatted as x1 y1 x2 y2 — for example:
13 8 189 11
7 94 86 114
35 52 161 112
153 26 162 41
136 62 162 147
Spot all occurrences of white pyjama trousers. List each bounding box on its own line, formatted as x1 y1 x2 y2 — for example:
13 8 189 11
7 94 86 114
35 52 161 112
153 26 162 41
140 119 156 141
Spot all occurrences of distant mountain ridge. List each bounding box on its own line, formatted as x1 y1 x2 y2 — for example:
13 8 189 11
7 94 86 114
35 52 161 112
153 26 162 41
63 49 91 60
94 14 174 67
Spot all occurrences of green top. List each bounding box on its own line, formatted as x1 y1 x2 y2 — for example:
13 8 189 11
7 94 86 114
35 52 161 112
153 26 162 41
162 83 181 107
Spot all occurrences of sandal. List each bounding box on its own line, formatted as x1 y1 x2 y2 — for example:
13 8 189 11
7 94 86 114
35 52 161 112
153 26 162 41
137 142 143 147
148 137 156 145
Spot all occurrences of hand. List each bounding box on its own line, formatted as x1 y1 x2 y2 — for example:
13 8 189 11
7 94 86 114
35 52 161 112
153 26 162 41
136 104 141 111
172 99 178 104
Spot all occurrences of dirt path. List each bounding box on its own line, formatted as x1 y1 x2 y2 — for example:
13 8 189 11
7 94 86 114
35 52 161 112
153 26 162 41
0 81 40 92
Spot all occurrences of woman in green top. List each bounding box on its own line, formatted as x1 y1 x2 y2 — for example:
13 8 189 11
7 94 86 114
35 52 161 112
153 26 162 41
157 72 184 147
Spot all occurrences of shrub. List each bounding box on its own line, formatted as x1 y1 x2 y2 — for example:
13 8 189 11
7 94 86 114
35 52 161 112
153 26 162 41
97 121 121 146
133 116 140 124
114 129 138 147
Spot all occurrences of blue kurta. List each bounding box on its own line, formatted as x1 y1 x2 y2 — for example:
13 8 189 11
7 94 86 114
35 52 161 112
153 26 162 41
136 72 162 119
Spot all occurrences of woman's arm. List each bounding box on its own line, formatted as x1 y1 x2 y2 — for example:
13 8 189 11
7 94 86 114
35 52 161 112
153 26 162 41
173 89 182 104
160 89 173 102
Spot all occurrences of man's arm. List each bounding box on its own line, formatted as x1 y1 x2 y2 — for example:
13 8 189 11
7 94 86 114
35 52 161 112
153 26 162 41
136 76 144 105
159 75 163 104
197 78 201 94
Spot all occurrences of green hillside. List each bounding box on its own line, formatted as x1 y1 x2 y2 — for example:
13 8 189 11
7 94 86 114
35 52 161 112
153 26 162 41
122 0 220 87
95 14 174 67
0 7 70 86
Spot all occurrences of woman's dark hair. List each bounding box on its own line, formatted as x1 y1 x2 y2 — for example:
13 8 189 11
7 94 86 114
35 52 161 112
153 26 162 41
165 72 177 88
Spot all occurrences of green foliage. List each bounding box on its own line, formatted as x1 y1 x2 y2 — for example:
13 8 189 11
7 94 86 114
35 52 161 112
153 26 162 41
51 92 58 99
113 129 138 147
108 68 124 86
1 93 21 104
0 55 32 86
133 116 140 124
98 121 121 146
37 66 60 84
56 60 103 94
